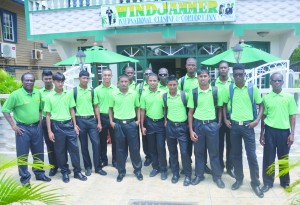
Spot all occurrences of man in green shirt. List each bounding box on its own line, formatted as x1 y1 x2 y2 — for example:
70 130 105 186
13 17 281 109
2 72 51 186
140 73 167 180
158 67 169 91
223 64 264 198
95 68 117 168
260 72 297 193
109 75 143 182
165 75 192 186
72 70 107 177
44 72 87 183
188 69 225 188
124 66 136 90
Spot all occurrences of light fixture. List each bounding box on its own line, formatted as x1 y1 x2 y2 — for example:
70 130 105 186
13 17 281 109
76 38 88 44
76 49 86 71
257 31 269 37
232 43 243 63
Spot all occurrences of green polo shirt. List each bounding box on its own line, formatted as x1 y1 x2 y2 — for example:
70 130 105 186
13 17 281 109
223 83 262 121
129 81 136 91
214 77 233 111
109 89 139 120
158 82 168 92
263 91 297 129
44 90 75 121
95 83 117 114
187 86 222 120
140 88 165 119
178 74 198 93
40 87 54 117
2 87 41 124
136 81 149 96
70 86 98 116
165 90 188 122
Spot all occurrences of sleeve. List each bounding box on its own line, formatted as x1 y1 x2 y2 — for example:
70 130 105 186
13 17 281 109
223 87 230 104
93 90 98 105
108 93 115 108
263 97 268 115
135 92 140 108
187 91 194 108
38 91 42 111
217 89 223 107
43 95 51 113
69 92 76 108
288 94 298 115
178 78 182 91
140 94 146 109
1 92 16 113
253 86 263 104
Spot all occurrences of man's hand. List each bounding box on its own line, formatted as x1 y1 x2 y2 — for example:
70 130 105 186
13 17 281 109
224 119 232 128
74 125 80 136
141 127 147 135
110 122 115 129
259 133 265 146
48 131 55 142
135 120 139 126
190 131 198 142
246 120 259 128
12 125 24 135
97 122 102 132
287 134 294 146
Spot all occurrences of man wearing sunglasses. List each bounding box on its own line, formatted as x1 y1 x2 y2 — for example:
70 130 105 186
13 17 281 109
158 68 169 91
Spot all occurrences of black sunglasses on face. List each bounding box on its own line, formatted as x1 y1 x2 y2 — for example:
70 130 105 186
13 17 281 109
271 79 283 83
158 73 168 77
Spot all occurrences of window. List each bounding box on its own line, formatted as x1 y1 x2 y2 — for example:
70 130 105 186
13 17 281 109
1 10 17 42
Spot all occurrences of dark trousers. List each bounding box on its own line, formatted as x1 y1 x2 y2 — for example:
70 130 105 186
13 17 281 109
99 114 116 164
114 120 142 174
77 117 101 171
145 118 167 171
15 123 45 184
263 125 290 187
166 121 192 177
230 124 260 187
219 121 233 170
51 121 81 174
193 120 222 180
42 118 57 169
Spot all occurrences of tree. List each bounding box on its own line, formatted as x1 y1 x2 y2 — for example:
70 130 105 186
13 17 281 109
290 45 300 64
0 69 22 105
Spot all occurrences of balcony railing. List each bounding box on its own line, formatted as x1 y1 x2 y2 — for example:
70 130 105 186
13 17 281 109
28 0 167 11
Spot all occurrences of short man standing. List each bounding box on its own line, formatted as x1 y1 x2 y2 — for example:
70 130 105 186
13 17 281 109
44 72 87 183
223 64 264 198
158 67 169 91
188 69 225 188
164 76 192 186
95 68 117 168
109 75 143 182
2 72 51 186
212 61 235 178
260 72 297 193
124 66 136 90
140 73 168 180
72 70 107 176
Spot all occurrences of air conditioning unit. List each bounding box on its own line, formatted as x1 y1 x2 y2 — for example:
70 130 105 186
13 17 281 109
32 49 43 60
0 42 17 58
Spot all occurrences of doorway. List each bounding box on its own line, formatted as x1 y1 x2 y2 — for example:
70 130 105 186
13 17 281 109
148 58 187 78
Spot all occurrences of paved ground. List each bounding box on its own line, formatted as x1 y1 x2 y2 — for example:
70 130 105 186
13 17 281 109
2 115 300 205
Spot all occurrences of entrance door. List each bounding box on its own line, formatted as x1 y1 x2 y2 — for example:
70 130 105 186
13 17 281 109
148 58 186 78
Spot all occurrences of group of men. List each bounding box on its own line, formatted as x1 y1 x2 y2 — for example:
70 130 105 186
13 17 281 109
2 57 297 199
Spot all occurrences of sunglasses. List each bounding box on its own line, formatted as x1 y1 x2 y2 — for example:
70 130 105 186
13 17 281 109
144 72 152 76
233 73 244 78
271 79 283 83
158 73 168 77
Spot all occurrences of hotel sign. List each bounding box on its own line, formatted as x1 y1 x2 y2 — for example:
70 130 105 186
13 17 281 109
101 0 236 27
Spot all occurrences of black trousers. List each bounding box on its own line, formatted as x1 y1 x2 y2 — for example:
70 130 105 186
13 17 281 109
51 121 81 174
42 118 57 169
77 117 101 171
15 123 45 184
166 121 192 177
219 121 233 170
99 114 116 164
230 124 260 187
263 125 290 187
193 120 222 180
145 118 167 172
114 120 142 174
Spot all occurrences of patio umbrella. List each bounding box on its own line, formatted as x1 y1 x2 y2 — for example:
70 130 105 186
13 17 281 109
201 43 281 66
54 46 139 66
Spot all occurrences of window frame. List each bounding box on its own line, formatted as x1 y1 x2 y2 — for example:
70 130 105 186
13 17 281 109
0 9 18 43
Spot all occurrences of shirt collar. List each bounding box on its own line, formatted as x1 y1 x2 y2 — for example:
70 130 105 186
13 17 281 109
216 77 232 84
21 87 36 95
78 85 91 91
198 85 212 93
185 73 196 79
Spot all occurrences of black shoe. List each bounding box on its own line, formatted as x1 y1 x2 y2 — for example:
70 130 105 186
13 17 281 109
149 169 159 177
49 168 58 176
74 172 87 181
36 175 51 182
112 161 117 168
67 169 71 174
22 182 31 188
252 186 264 198
62 173 69 183
204 165 212 175
214 178 225 189
144 158 152 167
183 176 191 186
227 168 236 178
161 171 167 180
261 185 272 193
85 168 91 176
171 174 179 184
191 176 204 185
101 161 108 167
281 183 290 189
134 172 143 181
117 173 125 182
180 169 185 175
231 180 243 190
95 169 107 176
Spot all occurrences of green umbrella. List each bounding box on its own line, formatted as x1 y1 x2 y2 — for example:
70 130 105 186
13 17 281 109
54 46 139 66
201 43 281 66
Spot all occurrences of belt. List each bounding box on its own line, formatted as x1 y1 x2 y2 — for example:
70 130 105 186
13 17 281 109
114 118 135 124
101 113 109 116
196 119 216 124
147 117 164 122
76 115 94 119
16 121 39 127
167 119 187 126
231 120 252 126
51 120 72 124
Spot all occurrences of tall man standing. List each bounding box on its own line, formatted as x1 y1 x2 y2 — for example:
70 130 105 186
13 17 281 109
73 70 107 176
95 68 117 168
223 64 264 198
2 72 51 186
260 72 297 193
158 67 169 91
109 75 143 182
124 66 136 90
